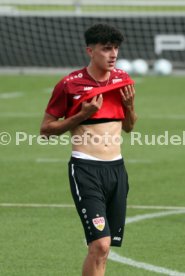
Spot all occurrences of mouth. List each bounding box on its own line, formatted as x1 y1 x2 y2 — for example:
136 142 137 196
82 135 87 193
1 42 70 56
108 61 115 66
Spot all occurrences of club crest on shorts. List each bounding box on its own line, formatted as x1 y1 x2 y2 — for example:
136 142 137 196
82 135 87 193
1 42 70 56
92 217 105 231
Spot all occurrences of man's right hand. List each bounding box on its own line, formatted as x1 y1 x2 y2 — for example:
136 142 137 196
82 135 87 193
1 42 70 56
80 94 103 118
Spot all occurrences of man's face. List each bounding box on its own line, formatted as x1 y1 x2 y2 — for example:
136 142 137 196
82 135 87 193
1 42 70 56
87 43 119 71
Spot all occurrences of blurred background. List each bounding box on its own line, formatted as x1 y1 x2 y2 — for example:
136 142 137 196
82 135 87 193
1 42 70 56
0 0 185 75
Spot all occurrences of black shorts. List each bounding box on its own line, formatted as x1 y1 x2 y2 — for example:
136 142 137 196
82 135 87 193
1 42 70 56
68 157 129 247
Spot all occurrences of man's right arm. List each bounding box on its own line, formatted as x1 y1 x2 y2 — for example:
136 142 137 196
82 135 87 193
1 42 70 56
40 94 103 138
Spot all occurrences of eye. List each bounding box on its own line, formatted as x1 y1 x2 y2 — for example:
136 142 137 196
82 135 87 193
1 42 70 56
103 46 112 51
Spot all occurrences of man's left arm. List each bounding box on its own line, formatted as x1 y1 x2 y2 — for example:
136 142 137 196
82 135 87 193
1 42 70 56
120 85 137 133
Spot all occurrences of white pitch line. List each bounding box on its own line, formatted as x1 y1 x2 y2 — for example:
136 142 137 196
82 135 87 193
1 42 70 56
126 209 185 224
0 203 74 208
35 158 153 164
0 203 185 211
109 209 185 276
35 158 143 163
109 251 185 276
126 159 152 164
0 92 23 99
0 112 41 118
0 202 184 274
140 114 185 120
129 205 185 210
36 158 68 163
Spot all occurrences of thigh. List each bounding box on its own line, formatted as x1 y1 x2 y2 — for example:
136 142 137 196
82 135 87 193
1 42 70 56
76 197 111 245
106 164 129 247
68 160 111 245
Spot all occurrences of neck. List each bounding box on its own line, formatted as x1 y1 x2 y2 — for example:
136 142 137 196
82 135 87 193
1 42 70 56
87 64 110 82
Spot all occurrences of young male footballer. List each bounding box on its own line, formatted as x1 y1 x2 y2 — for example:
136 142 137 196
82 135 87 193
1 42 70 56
40 23 137 276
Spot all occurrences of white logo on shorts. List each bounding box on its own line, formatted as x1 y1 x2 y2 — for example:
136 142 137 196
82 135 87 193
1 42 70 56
92 217 105 231
113 236 121 241
82 208 86 214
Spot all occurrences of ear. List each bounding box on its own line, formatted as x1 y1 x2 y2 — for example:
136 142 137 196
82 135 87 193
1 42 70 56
86 46 93 58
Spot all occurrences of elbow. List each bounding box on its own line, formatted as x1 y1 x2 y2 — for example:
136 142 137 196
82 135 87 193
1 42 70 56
122 119 137 133
40 113 59 138
122 113 138 133
123 125 134 133
40 124 50 138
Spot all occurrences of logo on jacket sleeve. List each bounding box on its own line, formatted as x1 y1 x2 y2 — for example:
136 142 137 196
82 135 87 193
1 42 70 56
84 86 93 91
73 95 82 99
92 217 105 231
112 78 122 84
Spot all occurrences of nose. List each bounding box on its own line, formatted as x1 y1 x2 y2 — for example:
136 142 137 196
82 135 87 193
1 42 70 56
111 48 118 58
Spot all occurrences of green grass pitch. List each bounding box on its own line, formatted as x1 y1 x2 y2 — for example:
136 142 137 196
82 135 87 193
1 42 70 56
0 75 185 276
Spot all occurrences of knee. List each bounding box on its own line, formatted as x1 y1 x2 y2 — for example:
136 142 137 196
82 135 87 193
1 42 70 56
89 237 111 259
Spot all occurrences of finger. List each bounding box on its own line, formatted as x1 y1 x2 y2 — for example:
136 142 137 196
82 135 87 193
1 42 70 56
126 86 133 98
126 85 131 92
132 85 136 95
124 86 128 92
97 94 103 100
82 100 87 106
128 84 133 94
95 94 102 103
127 85 135 97
120 89 126 101
129 85 135 98
124 86 130 98
97 94 103 107
91 95 97 103
120 89 124 96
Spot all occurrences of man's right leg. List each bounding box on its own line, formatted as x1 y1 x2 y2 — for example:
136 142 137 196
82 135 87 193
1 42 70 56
68 158 112 275
82 236 111 276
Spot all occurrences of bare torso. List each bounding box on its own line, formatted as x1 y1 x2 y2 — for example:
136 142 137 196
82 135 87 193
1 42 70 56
70 121 122 160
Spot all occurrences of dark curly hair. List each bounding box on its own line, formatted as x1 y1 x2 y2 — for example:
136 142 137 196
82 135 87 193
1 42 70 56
84 23 124 46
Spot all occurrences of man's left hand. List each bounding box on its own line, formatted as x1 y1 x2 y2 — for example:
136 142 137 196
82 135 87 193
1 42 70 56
120 85 135 108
